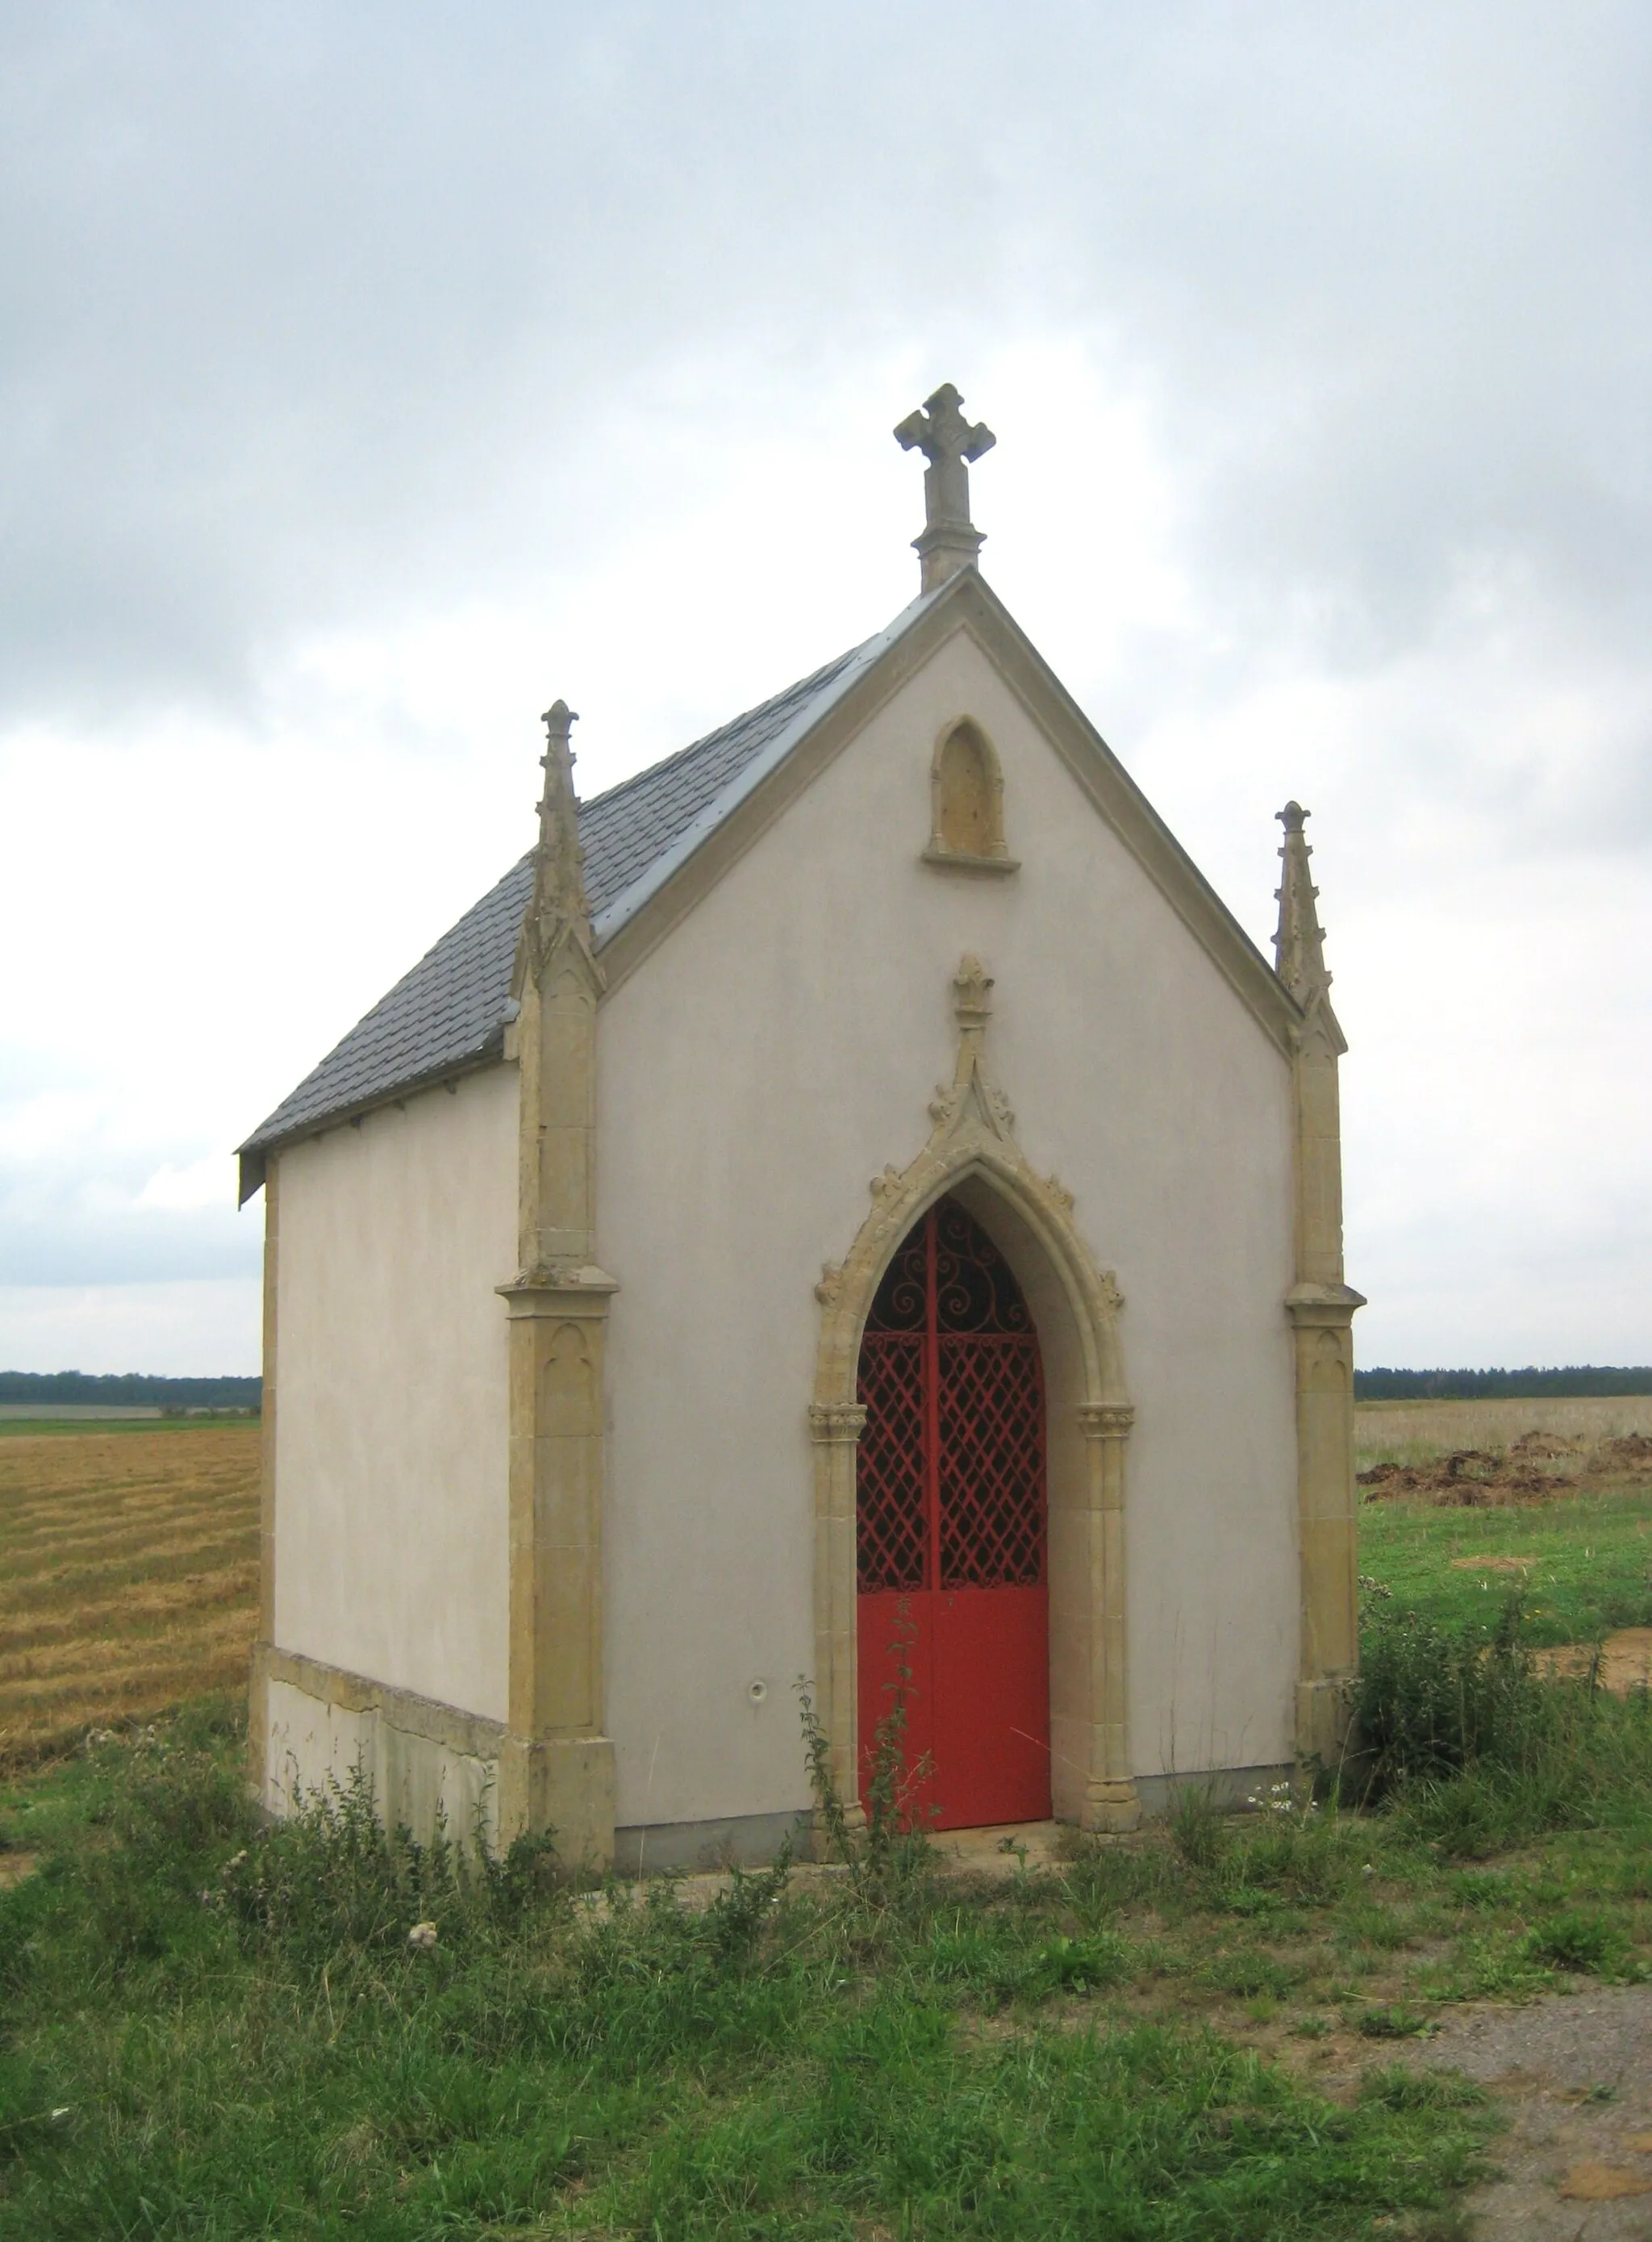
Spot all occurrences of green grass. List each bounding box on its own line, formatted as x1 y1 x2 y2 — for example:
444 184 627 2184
1359 1484 1652 1645
0 1704 1521 2241
6 1648 1650 2239
6 1477 1652 2236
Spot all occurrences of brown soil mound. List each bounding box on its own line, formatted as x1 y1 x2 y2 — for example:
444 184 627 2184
1509 1429 1582 1459
1356 1423 1652 1505
1599 1431 1652 1469
1358 1447 1569 1504
1533 1627 1652 1696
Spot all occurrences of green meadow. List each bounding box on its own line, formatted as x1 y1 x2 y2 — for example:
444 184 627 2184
0 1405 1648 2237
1358 1485 1652 1647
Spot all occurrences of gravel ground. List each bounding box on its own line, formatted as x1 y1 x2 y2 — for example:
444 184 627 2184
1413 1985 1652 2239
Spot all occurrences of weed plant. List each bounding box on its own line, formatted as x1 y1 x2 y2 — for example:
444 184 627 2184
1352 1588 1652 1856
800 1601 938 1917
1354 1591 1547 1789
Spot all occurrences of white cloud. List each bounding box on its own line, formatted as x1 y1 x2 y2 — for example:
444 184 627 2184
0 1281 261 1377
1 2 1648 1371
135 1156 237 1213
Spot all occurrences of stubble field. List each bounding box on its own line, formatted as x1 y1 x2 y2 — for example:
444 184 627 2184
0 1422 259 1773
1355 1393 1652 1469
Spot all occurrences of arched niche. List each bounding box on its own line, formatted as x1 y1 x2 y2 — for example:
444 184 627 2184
924 720 1018 873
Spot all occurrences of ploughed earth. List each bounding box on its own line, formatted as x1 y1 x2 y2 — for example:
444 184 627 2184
1358 1430 1652 1506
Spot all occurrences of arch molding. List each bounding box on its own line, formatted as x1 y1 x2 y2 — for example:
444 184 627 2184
809 955 1141 1839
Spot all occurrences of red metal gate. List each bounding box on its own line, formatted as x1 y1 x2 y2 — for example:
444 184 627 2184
855 1196 1049 1830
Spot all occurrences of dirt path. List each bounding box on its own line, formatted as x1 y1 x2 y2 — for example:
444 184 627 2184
1415 1985 1652 2237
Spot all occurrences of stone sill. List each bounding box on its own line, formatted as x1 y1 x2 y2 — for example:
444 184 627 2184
920 846 1020 877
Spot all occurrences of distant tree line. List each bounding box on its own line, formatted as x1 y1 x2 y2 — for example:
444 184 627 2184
0 1371 262 1409
1355 1366 1652 1401
3 1365 1647 1410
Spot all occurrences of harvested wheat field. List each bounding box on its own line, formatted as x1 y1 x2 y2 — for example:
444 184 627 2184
1355 1393 1652 1505
0 1423 259 1771
1356 1392 1652 1466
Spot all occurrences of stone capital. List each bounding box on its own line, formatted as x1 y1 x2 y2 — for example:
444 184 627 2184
1283 1281 1366 1330
807 1401 868 1446
498 1267 620 1318
1076 1402 1135 1440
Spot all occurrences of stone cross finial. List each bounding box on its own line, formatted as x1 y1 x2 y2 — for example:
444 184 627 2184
895 382 996 592
1272 801 1331 1010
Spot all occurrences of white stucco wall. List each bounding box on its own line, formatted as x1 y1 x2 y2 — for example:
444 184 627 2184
598 625 1300 1831
272 1065 515 1722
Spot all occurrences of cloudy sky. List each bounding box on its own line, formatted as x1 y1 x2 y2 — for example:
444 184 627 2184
2 1 1648 1376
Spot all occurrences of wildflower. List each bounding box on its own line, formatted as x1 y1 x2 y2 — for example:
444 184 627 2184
407 1921 439 1951
220 1850 248 1877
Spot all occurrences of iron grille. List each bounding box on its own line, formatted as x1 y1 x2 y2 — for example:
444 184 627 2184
937 1334 1044 1585
856 1333 927 1591
855 1197 1046 1593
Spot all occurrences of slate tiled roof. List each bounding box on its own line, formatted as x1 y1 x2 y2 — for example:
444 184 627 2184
239 640 876 1164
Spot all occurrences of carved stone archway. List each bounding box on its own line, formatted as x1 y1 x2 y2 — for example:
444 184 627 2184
809 956 1141 1840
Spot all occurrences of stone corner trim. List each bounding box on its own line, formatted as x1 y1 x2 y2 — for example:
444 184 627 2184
1274 804 1362 1764
497 699 619 1869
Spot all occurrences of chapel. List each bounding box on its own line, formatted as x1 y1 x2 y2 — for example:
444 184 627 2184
237 386 1364 1871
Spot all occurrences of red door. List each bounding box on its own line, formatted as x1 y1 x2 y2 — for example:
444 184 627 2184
855 1196 1050 1830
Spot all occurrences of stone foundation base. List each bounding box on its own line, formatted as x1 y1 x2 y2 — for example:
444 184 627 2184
1130 1762 1295 1818
252 1643 1306 1869
1081 1776 1143 1833
497 1732 615 1870
614 1810 814 1877
1295 1675 1356 1768
252 1642 504 1852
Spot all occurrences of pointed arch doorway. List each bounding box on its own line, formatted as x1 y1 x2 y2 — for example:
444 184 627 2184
855 1195 1051 1829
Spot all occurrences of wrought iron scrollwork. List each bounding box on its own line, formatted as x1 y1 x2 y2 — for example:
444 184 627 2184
866 1198 1031 1334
